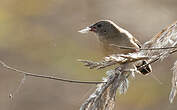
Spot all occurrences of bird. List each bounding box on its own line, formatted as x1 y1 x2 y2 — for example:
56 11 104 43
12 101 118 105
78 20 152 75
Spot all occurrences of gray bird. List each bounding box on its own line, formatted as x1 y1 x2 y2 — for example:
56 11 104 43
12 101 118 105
79 20 152 75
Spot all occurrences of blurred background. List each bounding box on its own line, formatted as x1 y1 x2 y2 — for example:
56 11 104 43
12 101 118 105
0 0 176 110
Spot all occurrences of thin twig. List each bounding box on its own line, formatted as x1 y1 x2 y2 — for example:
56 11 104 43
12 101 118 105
0 60 104 84
170 49 177 54
110 44 137 50
110 44 177 51
141 46 177 50
9 74 26 100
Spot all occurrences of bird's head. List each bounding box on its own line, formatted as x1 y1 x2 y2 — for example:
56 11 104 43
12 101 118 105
79 20 119 37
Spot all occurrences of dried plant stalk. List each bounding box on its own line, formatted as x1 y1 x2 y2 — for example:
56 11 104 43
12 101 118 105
80 65 132 110
143 21 177 59
169 60 177 103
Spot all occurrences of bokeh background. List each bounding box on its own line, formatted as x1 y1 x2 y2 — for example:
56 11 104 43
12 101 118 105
0 0 176 110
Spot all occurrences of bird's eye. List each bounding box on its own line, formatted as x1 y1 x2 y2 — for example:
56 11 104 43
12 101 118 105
97 24 102 28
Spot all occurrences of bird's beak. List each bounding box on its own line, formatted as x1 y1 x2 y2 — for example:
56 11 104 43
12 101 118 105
78 27 91 34
78 25 97 34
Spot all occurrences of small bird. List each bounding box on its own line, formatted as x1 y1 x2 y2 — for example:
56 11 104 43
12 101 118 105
79 20 152 75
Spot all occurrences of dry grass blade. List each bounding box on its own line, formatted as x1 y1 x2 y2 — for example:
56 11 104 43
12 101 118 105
78 53 150 70
77 59 117 69
169 60 177 103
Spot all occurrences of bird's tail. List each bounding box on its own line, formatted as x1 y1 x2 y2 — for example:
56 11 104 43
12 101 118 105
136 60 152 75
